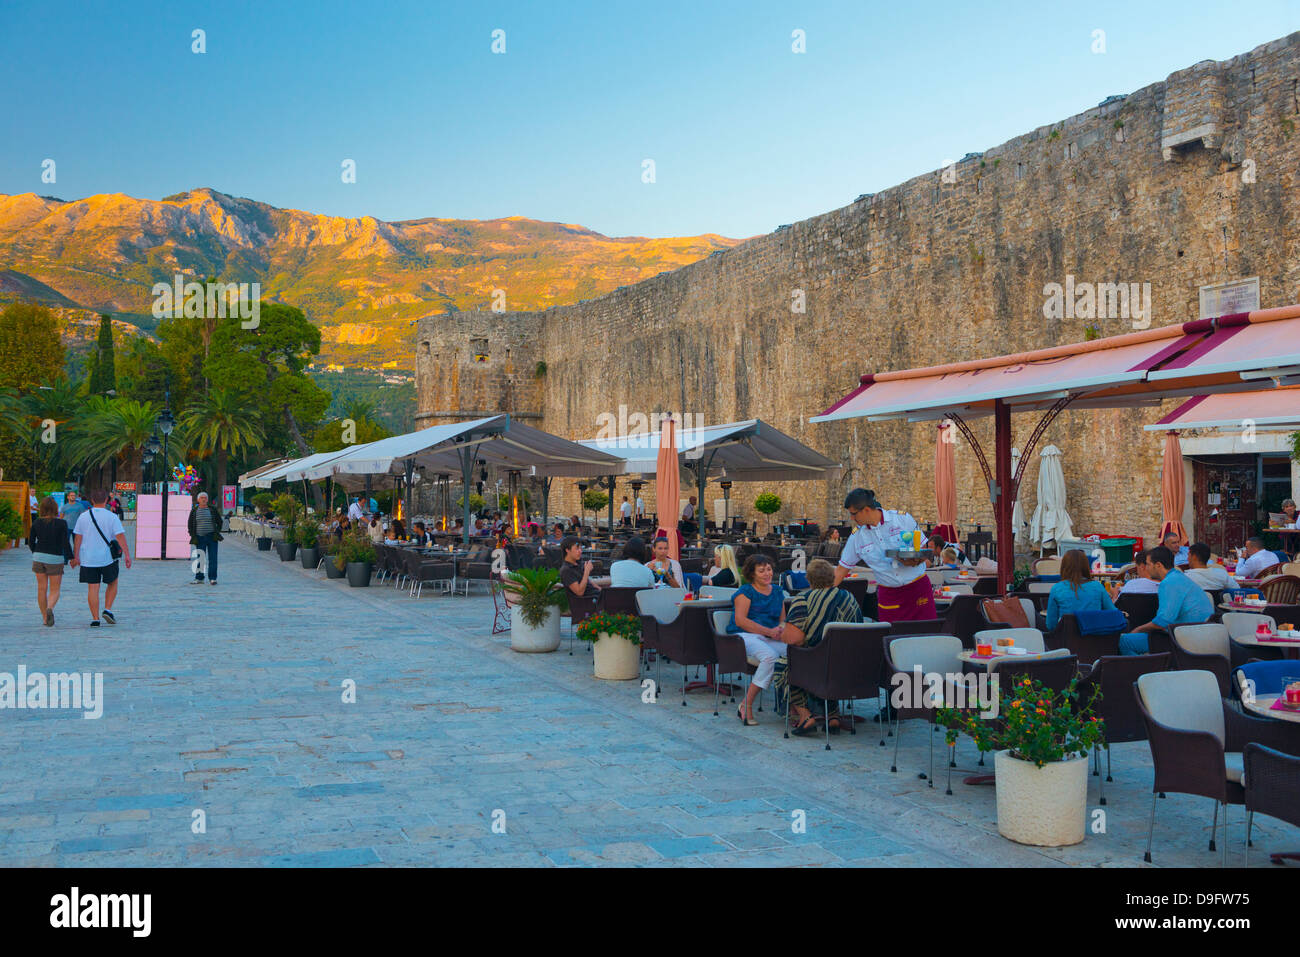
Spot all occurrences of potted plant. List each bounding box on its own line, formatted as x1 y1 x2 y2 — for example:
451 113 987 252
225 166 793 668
577 611 642 679
939 676 1105 847
499 567 566 652
339 528 375 586
252 493 274 550
297 523 321 569
270 493 301 561
0 499 22 548
754 492 782 533
323 537 346 579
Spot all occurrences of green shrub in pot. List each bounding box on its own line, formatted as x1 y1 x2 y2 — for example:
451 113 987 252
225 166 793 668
499 567 567 627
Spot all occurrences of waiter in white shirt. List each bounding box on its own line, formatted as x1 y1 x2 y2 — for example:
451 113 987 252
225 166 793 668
347 497 365 523
833 488 935 622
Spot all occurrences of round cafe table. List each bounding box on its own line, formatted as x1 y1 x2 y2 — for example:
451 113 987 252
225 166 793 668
1219 601 1272 613
1242 694 1300 723
1230 632 1300 660
957 648 1054 671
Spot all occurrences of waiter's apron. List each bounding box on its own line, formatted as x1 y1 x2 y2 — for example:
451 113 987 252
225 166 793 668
875 574 936 622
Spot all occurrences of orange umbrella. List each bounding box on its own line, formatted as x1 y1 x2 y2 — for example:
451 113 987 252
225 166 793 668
934 421 958 542
655 416 681 562
1160 431 1187 545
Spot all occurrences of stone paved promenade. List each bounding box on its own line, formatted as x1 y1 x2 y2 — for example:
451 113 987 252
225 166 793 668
1 531 1295 867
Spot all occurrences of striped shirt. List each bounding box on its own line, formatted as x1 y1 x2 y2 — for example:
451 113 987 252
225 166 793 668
195 507 216 537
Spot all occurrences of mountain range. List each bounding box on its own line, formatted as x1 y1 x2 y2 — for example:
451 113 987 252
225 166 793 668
0 189 741 369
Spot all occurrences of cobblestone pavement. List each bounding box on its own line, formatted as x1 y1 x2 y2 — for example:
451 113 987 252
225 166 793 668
1 531 1295 867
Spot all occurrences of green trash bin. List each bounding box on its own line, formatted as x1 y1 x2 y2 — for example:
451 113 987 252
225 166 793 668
1100 538 1136 566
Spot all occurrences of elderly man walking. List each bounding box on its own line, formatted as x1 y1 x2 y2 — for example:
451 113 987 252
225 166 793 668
188 491 224 585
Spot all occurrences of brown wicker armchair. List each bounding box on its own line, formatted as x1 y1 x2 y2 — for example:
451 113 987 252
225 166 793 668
1260 574 1300 606
1135 669 1299 864
1244 743 1300 866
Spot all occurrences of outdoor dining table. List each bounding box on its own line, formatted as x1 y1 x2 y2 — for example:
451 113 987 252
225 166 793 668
1242 693 1300 724
1231 632 1300 660
957 648 1055 671
1219 600 1276 613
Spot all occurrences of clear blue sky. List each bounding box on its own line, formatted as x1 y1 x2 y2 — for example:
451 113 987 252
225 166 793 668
1 0 1295 238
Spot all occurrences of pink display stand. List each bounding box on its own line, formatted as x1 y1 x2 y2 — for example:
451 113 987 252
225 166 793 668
135 493 193 559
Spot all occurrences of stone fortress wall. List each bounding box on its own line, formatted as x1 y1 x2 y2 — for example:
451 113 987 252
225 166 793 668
414 33 1300 539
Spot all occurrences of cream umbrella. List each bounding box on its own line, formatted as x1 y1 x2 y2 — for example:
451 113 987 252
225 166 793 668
1029 445 1074 552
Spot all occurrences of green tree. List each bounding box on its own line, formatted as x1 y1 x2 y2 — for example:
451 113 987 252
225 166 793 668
0 304 65 391
116 336 171 404
63 396 162 488
0 380 83 483
581 489 609 513
88 314 116 396
181 388 266 491
312 416 392 452
203 304 330 455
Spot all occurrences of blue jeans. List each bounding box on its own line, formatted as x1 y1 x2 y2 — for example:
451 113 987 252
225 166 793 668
1119 633 1148 655
194 535 219 581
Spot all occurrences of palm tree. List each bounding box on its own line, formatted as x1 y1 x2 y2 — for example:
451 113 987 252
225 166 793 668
343 398 378 426
182 389 265 491
64 397 161 487
0 380 82 482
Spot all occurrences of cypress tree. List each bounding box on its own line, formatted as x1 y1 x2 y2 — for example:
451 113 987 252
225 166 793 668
90 313 116 394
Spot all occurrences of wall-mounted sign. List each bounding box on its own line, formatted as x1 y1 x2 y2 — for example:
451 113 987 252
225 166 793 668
1199 277 1259 318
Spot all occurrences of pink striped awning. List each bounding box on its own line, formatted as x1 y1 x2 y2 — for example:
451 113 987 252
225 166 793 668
813 305 1300 424
1145 387 1300 431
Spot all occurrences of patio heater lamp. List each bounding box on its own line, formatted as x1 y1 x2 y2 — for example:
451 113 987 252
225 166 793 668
629 479 644 528
156 384 176 560
577 482 589 530
720 479 732 533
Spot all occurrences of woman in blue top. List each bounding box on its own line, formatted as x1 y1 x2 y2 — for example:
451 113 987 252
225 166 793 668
728 554 789 726
1045 549 1117 631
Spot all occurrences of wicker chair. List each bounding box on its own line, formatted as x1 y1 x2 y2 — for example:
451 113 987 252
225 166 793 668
784 622 891 750
1045 613 1122 666
1260 574 1300 606
1115 592 1160 630
1244 744 1300 866
1134 669 1298 864
1170 624 1232 697
884 635 964 786
1075 653 1171 804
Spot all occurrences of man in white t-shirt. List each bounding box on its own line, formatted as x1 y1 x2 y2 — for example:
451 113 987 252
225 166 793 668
635 496 645 522
619 496 633 527
72 488 131 627
1182 542 1238 591
1119 551 1161 595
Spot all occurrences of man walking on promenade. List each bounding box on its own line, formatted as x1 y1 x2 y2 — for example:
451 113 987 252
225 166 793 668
188 491 224 585
72 488 130 627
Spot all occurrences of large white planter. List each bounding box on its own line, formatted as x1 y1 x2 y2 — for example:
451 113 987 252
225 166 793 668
510 605 561 653
993 750 1088 847
592 633 640 680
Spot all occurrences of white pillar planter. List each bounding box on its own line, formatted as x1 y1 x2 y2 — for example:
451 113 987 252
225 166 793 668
510 605 562 653
994 750 1088 847
592 634 640 680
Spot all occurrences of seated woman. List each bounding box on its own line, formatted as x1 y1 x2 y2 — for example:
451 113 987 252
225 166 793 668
1045 548 1117 631
546 522 565 545
776 558 864 735
389 518 407 542
727 555 788 726
609 537 655 587
705 544 740 588
940 546 961 569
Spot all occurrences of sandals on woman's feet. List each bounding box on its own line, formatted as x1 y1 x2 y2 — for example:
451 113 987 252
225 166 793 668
827 717 843 734
791 716 818 736
737 705 758 726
